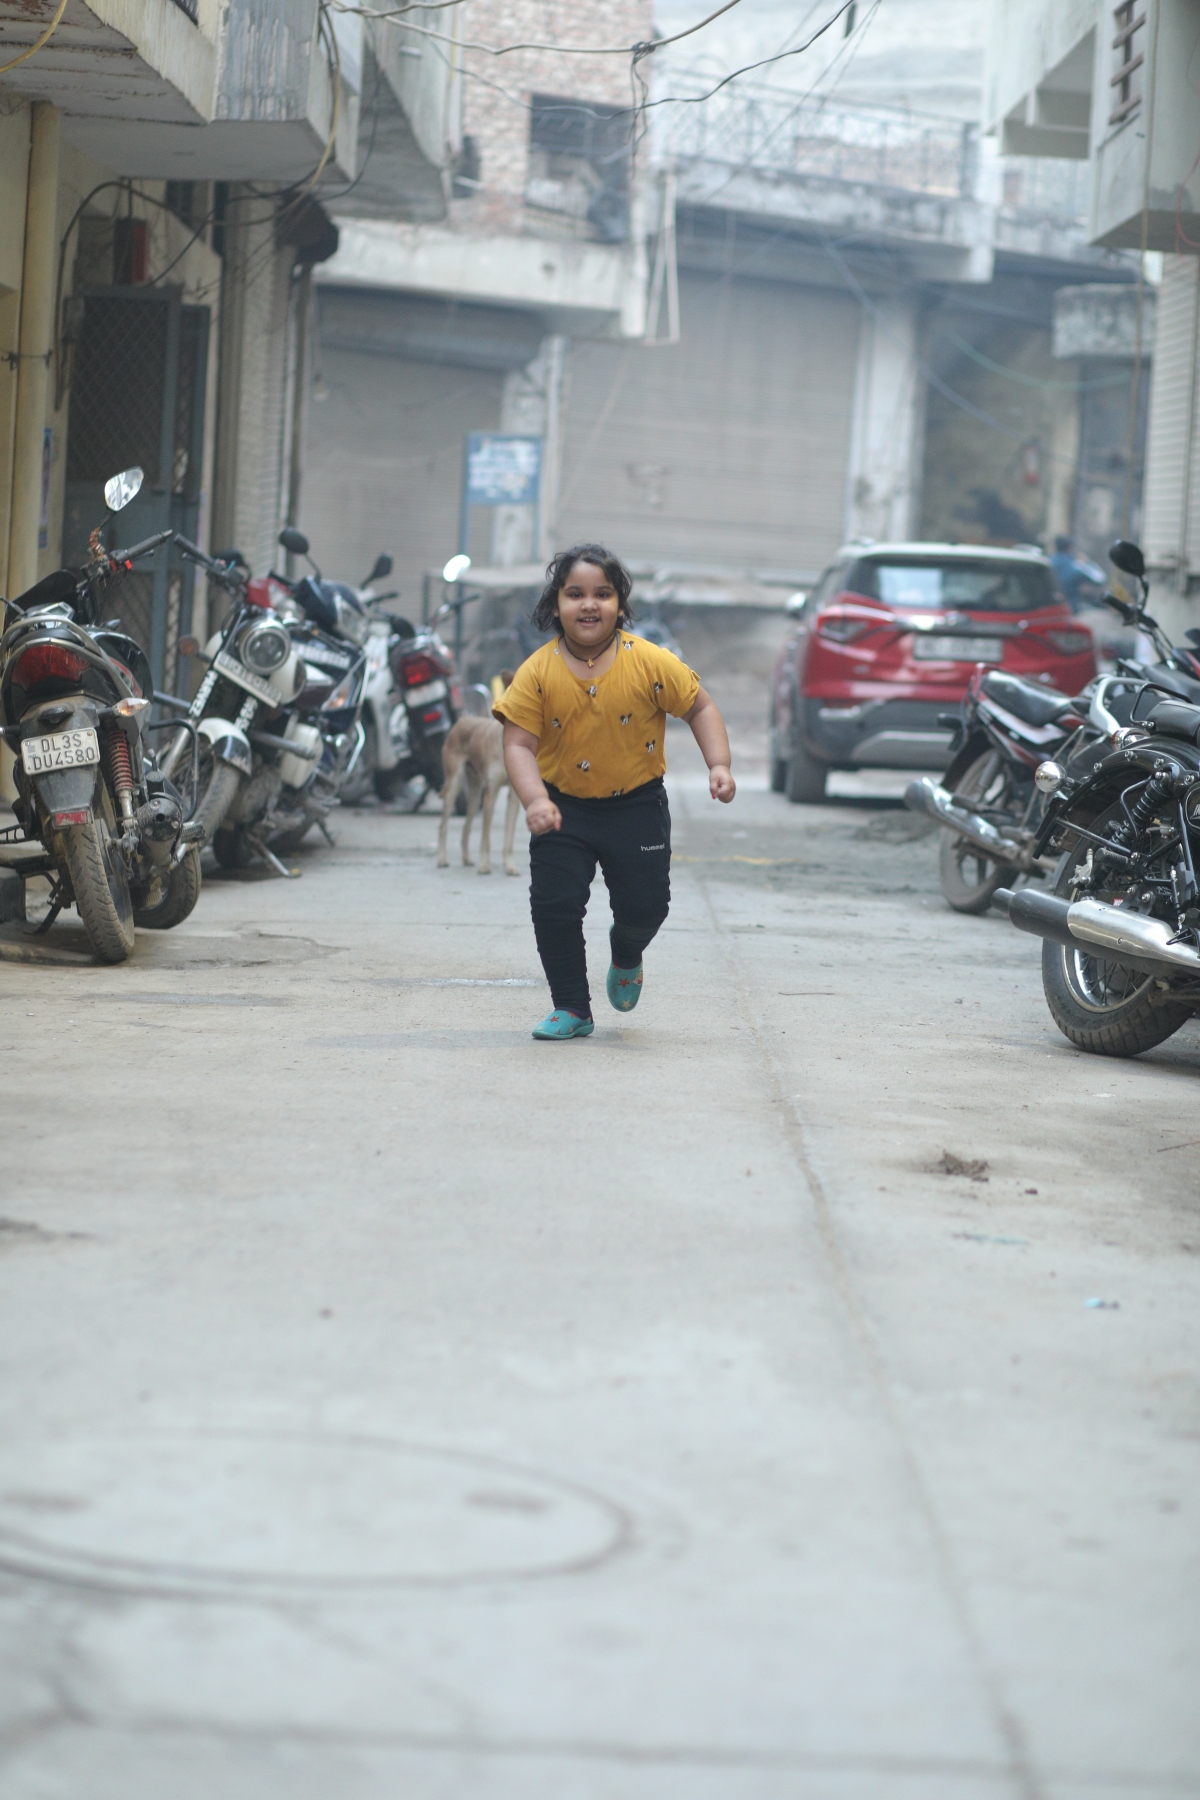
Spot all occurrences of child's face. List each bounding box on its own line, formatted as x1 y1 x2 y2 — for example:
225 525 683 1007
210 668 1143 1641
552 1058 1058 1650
555 561 620 648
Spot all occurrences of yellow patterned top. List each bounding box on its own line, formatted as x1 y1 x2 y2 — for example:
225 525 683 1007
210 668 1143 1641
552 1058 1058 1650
493 631 700 799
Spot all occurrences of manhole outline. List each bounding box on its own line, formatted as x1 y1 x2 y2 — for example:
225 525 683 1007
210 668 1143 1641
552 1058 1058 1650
0 1427 634 1599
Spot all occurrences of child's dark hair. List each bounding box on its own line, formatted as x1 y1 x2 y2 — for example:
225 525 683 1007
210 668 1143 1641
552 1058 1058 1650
531 544 634 636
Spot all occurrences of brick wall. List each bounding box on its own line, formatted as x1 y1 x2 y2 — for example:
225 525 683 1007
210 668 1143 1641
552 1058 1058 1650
453 0 654 236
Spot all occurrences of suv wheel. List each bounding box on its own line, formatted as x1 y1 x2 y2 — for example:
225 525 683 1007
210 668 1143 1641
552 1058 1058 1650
785 735 829 804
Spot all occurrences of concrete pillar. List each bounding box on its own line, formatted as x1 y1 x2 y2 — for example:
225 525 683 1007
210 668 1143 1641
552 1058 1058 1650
843 293 925 545
1046 376 1081 546
212 186 296 574
7 101 59 600
492 334 568 567
0 102 32 606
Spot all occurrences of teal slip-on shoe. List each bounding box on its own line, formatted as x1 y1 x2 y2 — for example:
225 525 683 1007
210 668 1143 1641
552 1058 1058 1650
532 1009 594 1040
607 962 643 1012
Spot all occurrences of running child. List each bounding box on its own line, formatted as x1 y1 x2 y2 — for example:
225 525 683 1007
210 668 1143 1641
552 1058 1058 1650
494 543 736 1040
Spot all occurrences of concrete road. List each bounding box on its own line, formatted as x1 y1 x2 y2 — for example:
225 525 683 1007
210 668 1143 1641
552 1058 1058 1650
0 715 1197 1800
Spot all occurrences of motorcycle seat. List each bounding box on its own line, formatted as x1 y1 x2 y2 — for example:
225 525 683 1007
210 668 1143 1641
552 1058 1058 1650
980 670 1078 728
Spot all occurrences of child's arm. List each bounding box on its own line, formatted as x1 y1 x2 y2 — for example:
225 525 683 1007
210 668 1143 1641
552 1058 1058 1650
684 688 736 802
502 723 562 833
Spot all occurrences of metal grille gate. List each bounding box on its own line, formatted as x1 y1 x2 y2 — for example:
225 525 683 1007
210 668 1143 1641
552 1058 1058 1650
64 286 209 694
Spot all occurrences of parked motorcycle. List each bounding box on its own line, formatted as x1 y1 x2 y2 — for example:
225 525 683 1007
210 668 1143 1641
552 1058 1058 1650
906 541 1200 913
995 540 1200 1056
158 538 328 874
0 467 203 961
374 605 463 804
319 551 414 809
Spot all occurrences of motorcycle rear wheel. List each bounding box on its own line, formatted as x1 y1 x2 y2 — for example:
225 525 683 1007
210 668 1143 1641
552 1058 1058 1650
270 819 316 854
1041 807 1193 1056
63 802 135 963
133 846 202 929
938 749 1019 913
212 827 253 870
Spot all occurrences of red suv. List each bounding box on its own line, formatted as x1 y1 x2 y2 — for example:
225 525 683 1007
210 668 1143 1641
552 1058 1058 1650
769 543 1097 802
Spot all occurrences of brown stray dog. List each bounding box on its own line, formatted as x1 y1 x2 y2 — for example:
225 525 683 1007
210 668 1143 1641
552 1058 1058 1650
437 684 521 876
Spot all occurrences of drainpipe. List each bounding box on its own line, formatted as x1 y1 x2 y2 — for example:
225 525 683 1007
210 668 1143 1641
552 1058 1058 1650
8 102 60 601
285 263 312 577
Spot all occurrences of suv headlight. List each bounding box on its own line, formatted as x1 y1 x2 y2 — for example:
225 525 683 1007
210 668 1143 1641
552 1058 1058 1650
239 618 292 673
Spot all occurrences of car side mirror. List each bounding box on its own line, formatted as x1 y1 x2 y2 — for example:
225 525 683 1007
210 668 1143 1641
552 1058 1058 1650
366 553 393 584
1108 539 1145 581
279 526 309 556
784 591 808 618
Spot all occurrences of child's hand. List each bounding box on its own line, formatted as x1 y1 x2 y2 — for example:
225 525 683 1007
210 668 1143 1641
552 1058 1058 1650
526 795 562 835
709 765 736 803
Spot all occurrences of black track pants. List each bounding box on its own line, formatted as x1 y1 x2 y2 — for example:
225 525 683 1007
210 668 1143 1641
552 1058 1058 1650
529 779 672 1017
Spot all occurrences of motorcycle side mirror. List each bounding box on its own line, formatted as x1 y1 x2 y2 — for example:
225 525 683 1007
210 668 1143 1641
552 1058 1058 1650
104 467 144 512
365 553 392 584
279 526 309 556
784 591 808 618
1108 539 1145 581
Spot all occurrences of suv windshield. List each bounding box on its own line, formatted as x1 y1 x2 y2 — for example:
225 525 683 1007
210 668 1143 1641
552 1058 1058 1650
848 557 1058 614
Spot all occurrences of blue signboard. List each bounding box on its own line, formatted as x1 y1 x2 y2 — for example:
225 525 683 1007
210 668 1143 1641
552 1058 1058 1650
465 434 541 506
459 432 543 558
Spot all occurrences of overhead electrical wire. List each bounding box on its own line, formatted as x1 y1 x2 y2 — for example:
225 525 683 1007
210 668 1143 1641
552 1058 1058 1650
0 0 69 76
325 0 747 59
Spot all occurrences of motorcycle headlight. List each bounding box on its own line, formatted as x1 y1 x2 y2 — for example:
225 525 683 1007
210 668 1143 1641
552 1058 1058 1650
333 595 369 645
239 618 292 674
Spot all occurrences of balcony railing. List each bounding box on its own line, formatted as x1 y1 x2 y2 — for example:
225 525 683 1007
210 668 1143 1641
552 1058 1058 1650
654 79 977 200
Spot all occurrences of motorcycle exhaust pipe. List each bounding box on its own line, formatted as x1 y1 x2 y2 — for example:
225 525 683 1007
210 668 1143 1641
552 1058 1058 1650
994 887 1200 975
904 776 1023 863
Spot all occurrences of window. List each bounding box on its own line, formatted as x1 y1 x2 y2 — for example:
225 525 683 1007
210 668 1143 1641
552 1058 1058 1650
526 95 631 242
848 558 1058 614
1109 3 1146 127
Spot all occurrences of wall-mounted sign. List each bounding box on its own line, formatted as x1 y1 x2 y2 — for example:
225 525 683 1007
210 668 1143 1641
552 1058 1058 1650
465 434 541 507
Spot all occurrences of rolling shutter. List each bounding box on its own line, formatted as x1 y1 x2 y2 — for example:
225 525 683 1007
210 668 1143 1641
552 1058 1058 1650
557 270 860 577
1142 255 1200 576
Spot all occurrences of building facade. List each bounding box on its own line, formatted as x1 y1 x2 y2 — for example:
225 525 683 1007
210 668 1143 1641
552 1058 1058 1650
986 0 1200 620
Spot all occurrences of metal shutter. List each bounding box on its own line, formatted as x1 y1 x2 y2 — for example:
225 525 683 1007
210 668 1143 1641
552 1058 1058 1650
1143 255 1200 576
557 271 860 577
301 343 505 602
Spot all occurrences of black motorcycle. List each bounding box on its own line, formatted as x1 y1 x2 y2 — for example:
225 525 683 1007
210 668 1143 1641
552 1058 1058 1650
0 467 203 961
906 539 1200 913
996 541 1200 1057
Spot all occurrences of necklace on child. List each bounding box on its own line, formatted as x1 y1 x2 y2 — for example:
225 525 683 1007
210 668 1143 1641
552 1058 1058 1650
564 628 618 668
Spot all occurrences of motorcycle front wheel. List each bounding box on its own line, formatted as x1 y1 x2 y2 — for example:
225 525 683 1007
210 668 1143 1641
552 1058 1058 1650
938 748 1020 914
1042 805 1193 1056
132 845 202 929
194 747 243 846
63 796 135 963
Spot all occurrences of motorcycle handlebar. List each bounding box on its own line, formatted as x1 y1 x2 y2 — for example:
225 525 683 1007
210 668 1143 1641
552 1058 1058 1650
174 535 246 591
109 528 175 564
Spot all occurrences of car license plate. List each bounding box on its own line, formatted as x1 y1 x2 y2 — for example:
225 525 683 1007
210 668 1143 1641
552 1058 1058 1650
21 727 100 774
912 634 1004 662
